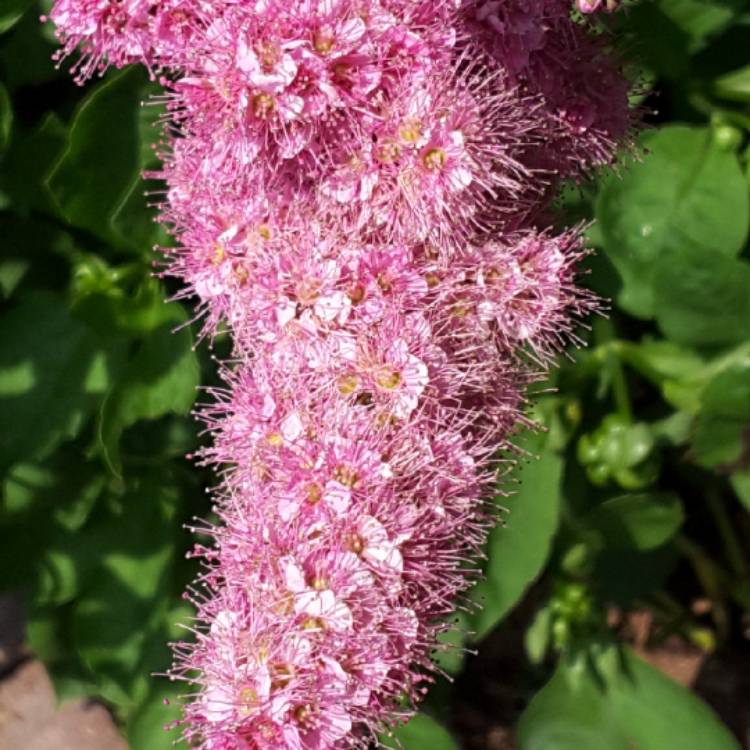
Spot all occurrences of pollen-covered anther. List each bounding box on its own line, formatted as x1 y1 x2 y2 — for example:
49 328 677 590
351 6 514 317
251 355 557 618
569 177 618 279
333 465 359 487
375 366 402 390
399 119 421 143
234 263 250 285
270 663 294 691
450 298 473 318
348 283 366 304
211 244 225 266
375 140 401 163
305 481 323 505
293 704 316 730
296 279 320 305
376 273 392 292
301 616 326 631
346 533 364 555
421 147 447 170
252 92 274 118
425 272 441 288
337 373 359 396
257 223 272 240
313 28 334 54
238 686 259 716
257 41 280 70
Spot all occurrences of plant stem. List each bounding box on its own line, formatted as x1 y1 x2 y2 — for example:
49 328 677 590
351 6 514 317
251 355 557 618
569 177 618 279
706 488 748 579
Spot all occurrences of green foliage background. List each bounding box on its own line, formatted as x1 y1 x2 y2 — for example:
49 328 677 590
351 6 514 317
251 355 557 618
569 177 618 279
1 1 749 748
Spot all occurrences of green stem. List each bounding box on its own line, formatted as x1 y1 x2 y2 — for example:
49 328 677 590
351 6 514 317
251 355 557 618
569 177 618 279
706 489 748 579
593 319 632 422
675 535 731 640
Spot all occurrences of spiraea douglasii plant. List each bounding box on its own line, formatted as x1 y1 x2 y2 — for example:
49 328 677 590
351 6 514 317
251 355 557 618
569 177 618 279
42 1 634 746
1 0 748 748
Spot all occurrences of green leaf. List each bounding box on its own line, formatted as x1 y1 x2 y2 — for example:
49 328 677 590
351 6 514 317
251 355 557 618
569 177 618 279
692 361 750 468
0 112 67 215
468 447 563 641
714 63 750 102
126 679 183 750
3 454 105 531
0 81 12 149
0 292 122 470
98 303 199 475
384 714 459 750
584 492 685 551
616 339 705 387
596 126 749 318
70 472 181 697
653 246 750 348
518 645 740 750
525 605 553 665
0 0 36 35
730 472 750 512
0 8 65 89
46 67 156 250
656 0 740 51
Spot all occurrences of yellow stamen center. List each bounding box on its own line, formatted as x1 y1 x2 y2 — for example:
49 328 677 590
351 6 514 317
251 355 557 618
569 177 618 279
422 147 447 170
375 366 402 390
252 93 274 119
425 272 441 288
375 140 401 163
257 41 280 71
376 272 392 292
258 223 272 240
348 283 366 304
333 465 359 487
313 29 334 54
338 373 359 396
399 119 421 143
347 533 365 555
211 244 225 266
305 482 322 505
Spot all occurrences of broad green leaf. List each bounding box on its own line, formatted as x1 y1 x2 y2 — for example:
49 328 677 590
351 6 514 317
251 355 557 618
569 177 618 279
3 454 104 531
518 645 739 750
0 7 65 89
525 605 553 665
46 67 154 249
714 63 750 103
0 292 122 470
656 0 740 51
98 303 199 475
584 492 684 551
730 472 750 511
653 246 750 348
26 604 100 704
0 214 72 298
615 4 691 81
596 126 749 318
384 714 459 750
469 447 563 641
72 276 181 338
70 473 180 695
692 361 750 468
0 112 67 215
0 0 37 35
127 679 183 750
615 339 705 387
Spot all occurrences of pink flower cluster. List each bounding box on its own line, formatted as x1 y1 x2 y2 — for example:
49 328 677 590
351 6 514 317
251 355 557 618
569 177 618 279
49 1 630 747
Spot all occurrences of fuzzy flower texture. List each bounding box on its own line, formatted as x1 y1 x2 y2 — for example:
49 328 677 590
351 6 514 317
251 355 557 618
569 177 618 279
49 1 630 747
